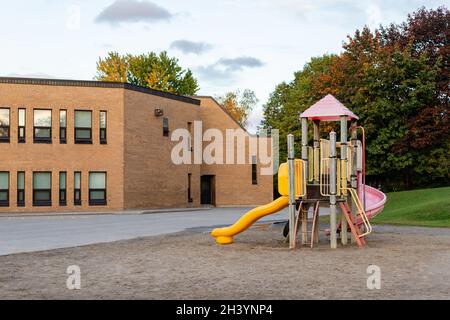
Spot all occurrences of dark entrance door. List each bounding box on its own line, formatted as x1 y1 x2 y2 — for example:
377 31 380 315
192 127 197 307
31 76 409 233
201 175 215 205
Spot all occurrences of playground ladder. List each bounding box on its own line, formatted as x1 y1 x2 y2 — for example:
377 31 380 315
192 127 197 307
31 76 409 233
339 202 365 248
343 188 372 237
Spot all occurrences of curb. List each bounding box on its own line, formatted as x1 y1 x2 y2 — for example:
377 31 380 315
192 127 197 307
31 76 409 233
0 207 211 218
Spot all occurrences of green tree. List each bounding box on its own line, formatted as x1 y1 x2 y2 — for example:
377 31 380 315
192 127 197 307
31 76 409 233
262 7 448 191
95 52 128 82
262 55 336 161
95 51 199 96
379 6 449 187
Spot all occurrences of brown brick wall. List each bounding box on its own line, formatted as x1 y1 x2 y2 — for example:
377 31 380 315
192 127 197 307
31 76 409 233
0 83 125 212
197 97 274 206
123 90 201 209
0 81 274 213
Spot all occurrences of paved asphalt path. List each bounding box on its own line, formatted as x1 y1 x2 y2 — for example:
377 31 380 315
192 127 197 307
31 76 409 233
0 207 291 256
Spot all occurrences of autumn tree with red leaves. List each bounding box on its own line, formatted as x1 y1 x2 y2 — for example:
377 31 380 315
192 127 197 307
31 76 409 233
263 6 449 190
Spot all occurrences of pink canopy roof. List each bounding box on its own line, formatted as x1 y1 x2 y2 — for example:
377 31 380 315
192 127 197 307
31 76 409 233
300 94 358 121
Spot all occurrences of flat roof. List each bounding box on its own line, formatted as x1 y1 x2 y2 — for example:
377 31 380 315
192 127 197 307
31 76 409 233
0 76 201 106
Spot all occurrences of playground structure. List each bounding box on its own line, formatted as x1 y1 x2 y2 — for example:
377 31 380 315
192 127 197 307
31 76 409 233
211 94 387 249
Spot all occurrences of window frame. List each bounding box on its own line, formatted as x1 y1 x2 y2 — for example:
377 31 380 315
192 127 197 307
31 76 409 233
74 171 81 205
188 173 193 203
0 172 9 207
17 171 25 207
59 171 67 206
251 156 258 185
99 111 107 145
88 171 107 206
18 108 26 143
187 122 193 151
163 117 169 137
74 110 92 144
0 108 10 143
33 109 52 144
59 110 67 144
32 171 52 207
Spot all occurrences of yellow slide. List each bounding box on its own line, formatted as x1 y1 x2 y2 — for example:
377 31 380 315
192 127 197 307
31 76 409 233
211 160 304 245
211 196 289 244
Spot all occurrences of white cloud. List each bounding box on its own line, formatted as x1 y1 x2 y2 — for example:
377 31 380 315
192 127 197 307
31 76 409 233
217 57 264 71
196 56 265 82
95 0 173 25
170 40 213 55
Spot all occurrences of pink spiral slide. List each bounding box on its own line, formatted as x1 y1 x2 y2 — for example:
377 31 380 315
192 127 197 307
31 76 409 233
356 185 387 225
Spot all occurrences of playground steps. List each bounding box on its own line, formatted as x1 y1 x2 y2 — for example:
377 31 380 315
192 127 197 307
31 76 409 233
339 202 365 248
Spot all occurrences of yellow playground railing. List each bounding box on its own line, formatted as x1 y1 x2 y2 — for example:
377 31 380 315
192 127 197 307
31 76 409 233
319 139 354 195
296 160 307 197
343 187 372 237
320 158 348 196
319 139 372 236
320 158 330 196
308 146 314 182
319 139 331 196
320 139 330 159
278 159 307 198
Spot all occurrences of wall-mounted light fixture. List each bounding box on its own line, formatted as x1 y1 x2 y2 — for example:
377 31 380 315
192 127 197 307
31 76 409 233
154 108 164 117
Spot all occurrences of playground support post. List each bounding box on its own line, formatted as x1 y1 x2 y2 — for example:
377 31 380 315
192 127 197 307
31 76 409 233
301 118 310 246
301 117 309 182
340 116 348 245
329 131 337 249
313 120 320 183
287 134 296 250
356 126 367 211
350 121 358 244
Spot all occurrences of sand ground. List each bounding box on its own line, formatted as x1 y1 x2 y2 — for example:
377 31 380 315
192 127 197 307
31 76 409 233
1 223 449 299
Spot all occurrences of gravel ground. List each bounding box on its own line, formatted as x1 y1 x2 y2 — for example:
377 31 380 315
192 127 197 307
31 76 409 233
1 223 449 300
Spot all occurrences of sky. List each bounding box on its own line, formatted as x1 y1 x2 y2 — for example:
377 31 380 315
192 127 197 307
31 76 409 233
0 0 446 133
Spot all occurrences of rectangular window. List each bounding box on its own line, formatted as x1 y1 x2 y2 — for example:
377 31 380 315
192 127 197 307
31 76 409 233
17 171 25 207
163 117 169 137
0 172 9 206
252 156 258 185
100 111 107 144
59 171 67 206
89 172 106 205
188 173 193 203
187 122 193 151
33 172 51 206
33 109 52 143
74 111 92 144
18 109 26 143
74 171 81 205
0 108 10 143
60 110 67 144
